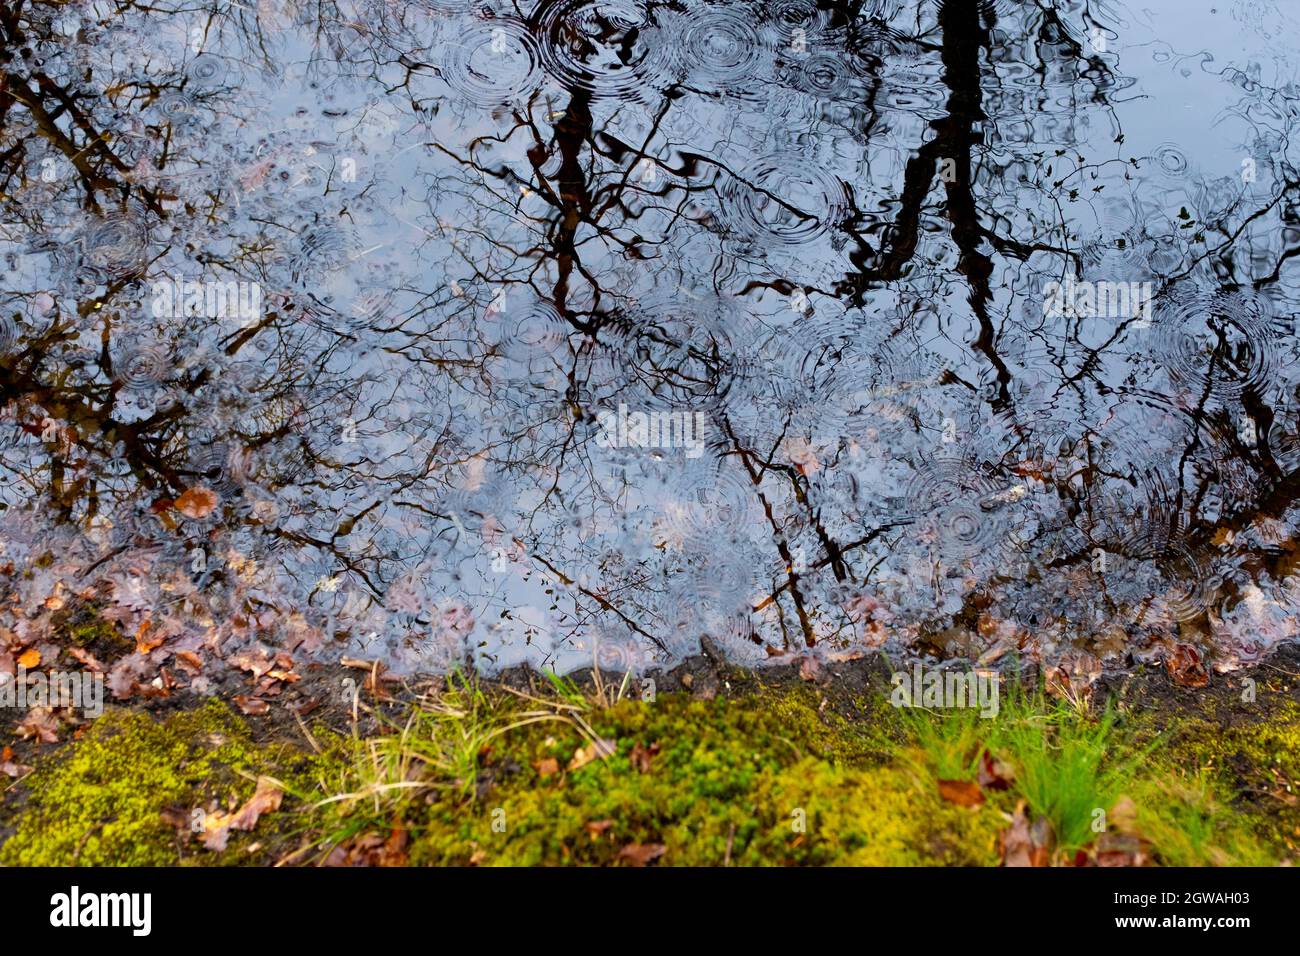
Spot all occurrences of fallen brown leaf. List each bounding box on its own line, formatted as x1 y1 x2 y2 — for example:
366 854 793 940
320 829 409 867
288 697 321 717
1094 832 1152 867
1044 661 1097 706
378 828 409 867
16 707 59 744
67 647 105 672
200 777 285 852
1001 801 1053 867
567 738 616 771
320 844 350 866
797 655 825 683
159 806 190 835
1167 644 1210 688
0 744 29 778
135 619 164 654
630 741 660 774
617 842 666 866
173 650 203 674
200 814 233 852
233 695 269 716
230 776 283 830
937 778 985 807
229 648 275 678
534 757 559 777
977 749 1014 791
107 654 148 700
1085 795 1151 866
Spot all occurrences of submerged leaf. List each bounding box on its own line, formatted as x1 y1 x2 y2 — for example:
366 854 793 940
174 487 219 520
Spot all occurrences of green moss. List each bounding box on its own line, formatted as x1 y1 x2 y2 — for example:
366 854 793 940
298 679 1287 866
411 758 1001 866
64 613 129 651
1132 773 1276 866
1155 698 1300 857
5 672 1293 867
382 692 1001 866
760 684 897 765
0 699 309 866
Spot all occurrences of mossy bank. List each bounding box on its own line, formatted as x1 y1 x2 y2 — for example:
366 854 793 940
2 648 1297 866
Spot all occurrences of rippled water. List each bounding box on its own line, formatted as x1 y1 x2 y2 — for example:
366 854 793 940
3 0 1300 682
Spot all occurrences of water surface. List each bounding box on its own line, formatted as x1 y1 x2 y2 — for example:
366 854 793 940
2 0 1300 686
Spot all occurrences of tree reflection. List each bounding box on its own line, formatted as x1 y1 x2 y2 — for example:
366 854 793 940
1 0 1299 697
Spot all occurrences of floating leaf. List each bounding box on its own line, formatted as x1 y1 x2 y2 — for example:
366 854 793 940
174 486 218 520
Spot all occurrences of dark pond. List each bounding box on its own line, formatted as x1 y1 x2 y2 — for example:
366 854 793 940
2 0 1299 686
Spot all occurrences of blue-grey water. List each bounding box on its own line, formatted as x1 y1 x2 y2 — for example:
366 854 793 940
2 0 1299 689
